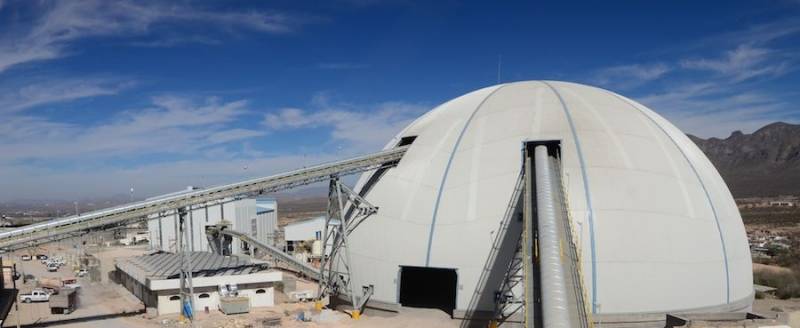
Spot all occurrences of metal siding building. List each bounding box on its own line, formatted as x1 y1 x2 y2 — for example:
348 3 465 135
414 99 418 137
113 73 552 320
284 216 327 242
115 252 281 315
147 189 278 255
344 81 752 322
255 198 278 246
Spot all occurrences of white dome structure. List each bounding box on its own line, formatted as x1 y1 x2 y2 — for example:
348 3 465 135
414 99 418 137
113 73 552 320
347 81 752 323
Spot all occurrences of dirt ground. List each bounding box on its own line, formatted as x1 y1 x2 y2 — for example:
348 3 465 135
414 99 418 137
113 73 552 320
4 242 462 328
9 242 797 327
753 298 800 327
2 243 147 327
49 303 462 328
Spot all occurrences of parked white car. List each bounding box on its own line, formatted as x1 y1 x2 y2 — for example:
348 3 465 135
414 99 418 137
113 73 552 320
19 289 50 303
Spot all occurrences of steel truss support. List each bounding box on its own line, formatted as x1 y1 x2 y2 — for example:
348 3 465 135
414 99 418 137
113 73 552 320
177 207 195 325
316 176 377 319
493 239 526 324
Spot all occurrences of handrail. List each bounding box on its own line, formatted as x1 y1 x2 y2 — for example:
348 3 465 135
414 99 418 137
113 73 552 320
554 156 593 328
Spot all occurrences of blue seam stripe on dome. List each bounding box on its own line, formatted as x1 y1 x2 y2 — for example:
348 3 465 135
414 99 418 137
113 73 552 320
542 81 599 314
608 91 730 304
425 84 508 266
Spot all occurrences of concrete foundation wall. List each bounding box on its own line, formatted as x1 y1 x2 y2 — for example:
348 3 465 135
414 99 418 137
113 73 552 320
154 285 275 315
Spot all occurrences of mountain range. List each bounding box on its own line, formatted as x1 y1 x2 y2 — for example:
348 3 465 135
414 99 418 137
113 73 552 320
689 122 800 198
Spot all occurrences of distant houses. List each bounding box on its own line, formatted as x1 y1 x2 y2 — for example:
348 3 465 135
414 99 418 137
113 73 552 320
737 196 798 209
748 229 792 259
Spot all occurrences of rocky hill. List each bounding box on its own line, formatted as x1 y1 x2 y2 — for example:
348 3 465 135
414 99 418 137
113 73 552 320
689 122 800 198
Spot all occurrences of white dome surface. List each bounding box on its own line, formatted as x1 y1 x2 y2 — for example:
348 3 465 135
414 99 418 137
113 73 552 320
348 80 752 316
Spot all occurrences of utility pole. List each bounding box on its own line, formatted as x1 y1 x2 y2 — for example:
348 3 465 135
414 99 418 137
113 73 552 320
178 207 195 325
12 263 20 328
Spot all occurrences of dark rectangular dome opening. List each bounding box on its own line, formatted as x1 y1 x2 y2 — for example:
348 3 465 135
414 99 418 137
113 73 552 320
398 266 457 315
397 136 417 147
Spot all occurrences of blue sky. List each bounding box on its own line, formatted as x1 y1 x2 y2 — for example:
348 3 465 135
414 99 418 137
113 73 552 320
0 0 798 201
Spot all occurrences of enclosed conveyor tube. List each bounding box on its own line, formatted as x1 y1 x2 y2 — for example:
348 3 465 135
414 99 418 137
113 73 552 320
534 145 572 328
206 223 321 280
0 146 408 250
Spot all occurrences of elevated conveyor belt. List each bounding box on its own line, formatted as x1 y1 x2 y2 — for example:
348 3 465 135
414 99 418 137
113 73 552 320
521 143 591 328
0 146 408 251
549 152 592 328
205 224 321 280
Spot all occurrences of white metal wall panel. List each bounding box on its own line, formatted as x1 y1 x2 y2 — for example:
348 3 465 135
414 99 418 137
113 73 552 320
345 80 752 316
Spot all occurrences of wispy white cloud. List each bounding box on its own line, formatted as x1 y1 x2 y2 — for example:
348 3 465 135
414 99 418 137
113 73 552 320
264 93 428 151
0 78 131 113
637 81 794 137
128 35 222 48
0 152 342 201
680 45 790 82
0 95 261 161
587 16 800 139
0 0 303 73
0 90 366 200
592 63 670 89
207 128 267 144
704 17 800 48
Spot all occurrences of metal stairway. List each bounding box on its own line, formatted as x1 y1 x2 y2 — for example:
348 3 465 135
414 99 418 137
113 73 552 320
484 143 591 328
487 143 591 328
546 152 591 328
551 154 592 328
461 172 525 324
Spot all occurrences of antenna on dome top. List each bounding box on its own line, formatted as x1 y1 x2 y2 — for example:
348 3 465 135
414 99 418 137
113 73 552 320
497 54 502 84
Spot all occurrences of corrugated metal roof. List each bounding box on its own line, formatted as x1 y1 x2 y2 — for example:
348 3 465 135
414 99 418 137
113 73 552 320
116 251 269 284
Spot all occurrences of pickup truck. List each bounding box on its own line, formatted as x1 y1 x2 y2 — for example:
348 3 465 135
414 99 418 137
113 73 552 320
62 277 81 289
19 289 50 303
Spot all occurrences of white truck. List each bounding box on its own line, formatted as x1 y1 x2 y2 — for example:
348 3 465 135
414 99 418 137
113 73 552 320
19 289 50 303
120 231 149 246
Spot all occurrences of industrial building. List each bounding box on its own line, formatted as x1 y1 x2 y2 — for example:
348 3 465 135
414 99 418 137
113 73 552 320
147 187 278 255
284 216 328 243
115 251 281 315
0 80 758 327
0 258 16 326
342 80 752 325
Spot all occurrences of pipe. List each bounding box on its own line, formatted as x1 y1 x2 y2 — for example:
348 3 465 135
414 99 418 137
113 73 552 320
534 145 572 328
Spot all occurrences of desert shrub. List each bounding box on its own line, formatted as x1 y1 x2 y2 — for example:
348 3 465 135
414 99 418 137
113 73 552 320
777 282 800 299
754 268 800 299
